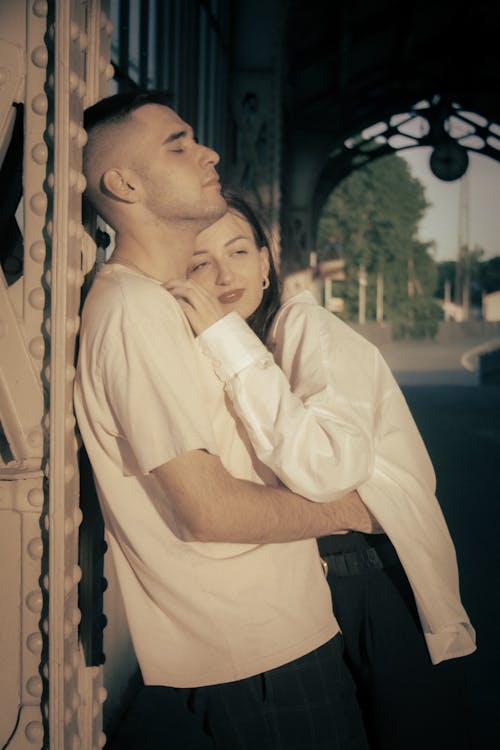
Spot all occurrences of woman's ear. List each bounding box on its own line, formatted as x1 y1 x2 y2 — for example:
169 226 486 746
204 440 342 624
101 168 140 204
260 245 271 279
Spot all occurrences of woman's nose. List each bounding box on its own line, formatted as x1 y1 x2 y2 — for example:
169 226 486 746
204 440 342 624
216 263 233 285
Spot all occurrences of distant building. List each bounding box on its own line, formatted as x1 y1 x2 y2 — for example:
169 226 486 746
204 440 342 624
483 290 500 321
282 256 346 308
440 300 467 321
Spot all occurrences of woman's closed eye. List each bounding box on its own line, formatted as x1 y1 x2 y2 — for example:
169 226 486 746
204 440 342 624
190 260 211 273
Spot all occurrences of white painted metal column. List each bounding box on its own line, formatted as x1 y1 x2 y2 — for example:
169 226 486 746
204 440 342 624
0 2 112 748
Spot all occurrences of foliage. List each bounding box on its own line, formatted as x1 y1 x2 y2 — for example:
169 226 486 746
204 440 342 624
318 153 441 337
436 260 456 299
480 256 500 294
437 246 497 307
391 297 442 340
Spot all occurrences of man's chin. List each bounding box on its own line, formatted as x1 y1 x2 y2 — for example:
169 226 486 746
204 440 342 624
201 199 228 226
180 198 227 233
213 193 228 217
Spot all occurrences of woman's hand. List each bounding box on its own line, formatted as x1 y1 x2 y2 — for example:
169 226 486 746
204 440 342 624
163 279 226 335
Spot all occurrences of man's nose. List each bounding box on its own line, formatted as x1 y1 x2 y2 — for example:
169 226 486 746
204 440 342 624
199 143 220 166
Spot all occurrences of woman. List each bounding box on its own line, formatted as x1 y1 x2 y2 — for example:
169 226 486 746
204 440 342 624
165 192 476 750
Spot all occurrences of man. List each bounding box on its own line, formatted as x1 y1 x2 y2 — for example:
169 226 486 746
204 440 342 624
75 90 374 749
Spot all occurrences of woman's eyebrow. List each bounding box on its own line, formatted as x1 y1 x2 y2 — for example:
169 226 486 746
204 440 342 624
193 235 252 256
224 234 251 247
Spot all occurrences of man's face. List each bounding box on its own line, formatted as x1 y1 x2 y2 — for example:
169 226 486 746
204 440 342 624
127 104 226 227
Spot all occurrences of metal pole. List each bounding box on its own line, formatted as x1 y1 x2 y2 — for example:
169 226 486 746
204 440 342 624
358 264 366 324
376 272 384 322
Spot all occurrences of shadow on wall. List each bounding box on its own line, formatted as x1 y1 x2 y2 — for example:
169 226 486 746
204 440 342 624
78 447 140 739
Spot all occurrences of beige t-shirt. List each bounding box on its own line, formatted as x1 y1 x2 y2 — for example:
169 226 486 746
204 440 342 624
74 265 337 687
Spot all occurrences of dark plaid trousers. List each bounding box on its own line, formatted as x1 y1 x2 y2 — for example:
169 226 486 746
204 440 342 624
175 633 369 750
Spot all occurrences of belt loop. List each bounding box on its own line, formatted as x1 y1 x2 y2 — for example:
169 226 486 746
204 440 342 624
345 551 361 575
366 547 384 570
334 554 349 577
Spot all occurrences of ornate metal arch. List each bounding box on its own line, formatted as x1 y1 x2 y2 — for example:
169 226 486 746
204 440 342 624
313 95 500 231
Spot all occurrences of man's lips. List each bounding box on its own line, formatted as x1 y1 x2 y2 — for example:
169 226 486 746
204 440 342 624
218 288 245 304
203 177 221 188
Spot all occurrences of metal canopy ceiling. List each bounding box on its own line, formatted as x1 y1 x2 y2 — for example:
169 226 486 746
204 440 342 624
283 0 500 238
285 0 500 140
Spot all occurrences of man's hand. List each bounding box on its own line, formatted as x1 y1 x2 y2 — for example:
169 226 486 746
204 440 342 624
164 279 226 336
328 492 384 536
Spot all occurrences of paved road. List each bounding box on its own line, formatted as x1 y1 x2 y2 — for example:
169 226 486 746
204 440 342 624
381 337 500 745
380 336 487 386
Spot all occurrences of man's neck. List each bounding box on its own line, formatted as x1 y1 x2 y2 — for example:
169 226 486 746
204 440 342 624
112 222 197 282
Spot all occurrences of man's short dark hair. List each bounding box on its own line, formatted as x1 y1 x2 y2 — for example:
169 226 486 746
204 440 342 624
84 89 174 133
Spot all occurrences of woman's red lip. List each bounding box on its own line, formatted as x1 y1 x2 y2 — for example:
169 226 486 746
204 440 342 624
218 289 245 304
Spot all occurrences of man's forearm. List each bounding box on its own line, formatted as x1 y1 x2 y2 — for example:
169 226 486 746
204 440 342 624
211 477 379 544
154 450 379 543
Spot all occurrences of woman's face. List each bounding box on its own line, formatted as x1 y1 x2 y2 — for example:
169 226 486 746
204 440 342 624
190 210 270 319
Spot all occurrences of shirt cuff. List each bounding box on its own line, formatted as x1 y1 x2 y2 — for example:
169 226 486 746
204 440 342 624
197 311 271 382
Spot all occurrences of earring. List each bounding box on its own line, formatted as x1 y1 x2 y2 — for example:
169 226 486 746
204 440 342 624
262 277 270 290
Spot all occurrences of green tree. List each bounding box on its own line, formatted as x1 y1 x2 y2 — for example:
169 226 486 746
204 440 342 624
437 246 487 309
318 153 441 337
480 256 500 294
436 260 456 299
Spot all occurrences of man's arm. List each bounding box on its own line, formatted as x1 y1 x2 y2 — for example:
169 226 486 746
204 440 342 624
153 449 381 543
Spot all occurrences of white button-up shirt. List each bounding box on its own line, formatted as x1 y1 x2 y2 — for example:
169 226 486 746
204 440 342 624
198 290 476 664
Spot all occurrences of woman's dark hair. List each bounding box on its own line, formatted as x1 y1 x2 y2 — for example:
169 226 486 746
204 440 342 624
222 189 282 343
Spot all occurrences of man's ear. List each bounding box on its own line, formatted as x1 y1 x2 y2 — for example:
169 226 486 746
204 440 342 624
101 168 140 204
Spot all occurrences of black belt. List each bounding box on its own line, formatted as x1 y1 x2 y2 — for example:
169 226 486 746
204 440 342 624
321 541 400 578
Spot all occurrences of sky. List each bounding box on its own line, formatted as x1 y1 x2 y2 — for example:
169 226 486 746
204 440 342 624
400 148 500 263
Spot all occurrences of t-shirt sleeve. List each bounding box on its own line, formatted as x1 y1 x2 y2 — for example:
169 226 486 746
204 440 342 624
100 288 218 475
